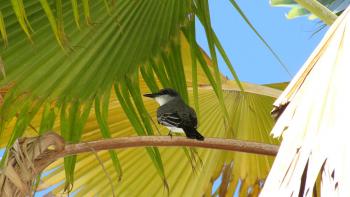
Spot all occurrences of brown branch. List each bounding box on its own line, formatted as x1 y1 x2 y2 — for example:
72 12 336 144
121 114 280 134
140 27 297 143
56 135 279 159
0 133 279 196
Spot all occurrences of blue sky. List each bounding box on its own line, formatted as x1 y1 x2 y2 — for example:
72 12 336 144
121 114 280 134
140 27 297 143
196 0 327 85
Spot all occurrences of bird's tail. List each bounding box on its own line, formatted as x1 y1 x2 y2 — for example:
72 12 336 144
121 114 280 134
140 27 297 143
183 126 204 141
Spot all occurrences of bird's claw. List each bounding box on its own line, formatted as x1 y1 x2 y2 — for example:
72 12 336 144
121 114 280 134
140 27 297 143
168 131 173 139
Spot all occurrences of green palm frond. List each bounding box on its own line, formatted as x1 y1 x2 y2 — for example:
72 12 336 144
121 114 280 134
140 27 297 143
271 0 346 21
0 1 189 100
0 0 192 189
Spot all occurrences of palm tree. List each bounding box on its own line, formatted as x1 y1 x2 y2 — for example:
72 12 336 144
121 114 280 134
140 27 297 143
0 0 340 196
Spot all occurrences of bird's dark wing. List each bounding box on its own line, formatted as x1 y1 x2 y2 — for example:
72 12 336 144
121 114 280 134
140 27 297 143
157 112 183 128
187 107 198 128
157 99 198 129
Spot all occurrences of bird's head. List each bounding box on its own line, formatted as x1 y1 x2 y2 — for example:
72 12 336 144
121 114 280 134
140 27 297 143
143 88 179 106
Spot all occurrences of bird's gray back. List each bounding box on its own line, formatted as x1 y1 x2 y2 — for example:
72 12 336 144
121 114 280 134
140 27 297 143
157 98 197 128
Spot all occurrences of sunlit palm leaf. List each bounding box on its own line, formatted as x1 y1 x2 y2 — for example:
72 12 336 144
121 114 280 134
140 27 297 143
35 83 280 196
263 82 289 91
261 6 350 196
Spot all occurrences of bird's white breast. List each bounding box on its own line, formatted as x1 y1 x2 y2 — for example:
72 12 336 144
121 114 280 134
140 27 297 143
166 126 185 134
155 95 172 106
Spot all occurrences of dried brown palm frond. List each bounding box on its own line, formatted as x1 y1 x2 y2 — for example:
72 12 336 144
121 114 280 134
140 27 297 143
261 5 350 197
0 132 64 197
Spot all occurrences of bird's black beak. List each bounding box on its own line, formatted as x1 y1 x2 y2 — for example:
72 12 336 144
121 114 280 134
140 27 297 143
143 93 158 98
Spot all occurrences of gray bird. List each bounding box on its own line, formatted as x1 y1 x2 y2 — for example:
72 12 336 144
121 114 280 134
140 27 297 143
143 88 204 141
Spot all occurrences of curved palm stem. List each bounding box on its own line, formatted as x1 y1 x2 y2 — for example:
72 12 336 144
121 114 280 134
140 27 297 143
61 136 278 157
1 132 279 196
31 132 278 176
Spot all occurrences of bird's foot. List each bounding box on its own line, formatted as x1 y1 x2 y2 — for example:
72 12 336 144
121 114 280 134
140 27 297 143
168 131 173 139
